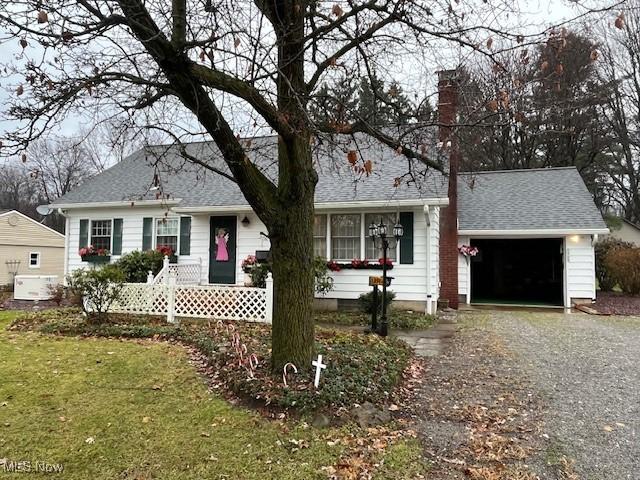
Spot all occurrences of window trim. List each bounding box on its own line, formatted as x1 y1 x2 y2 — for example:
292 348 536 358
364 212 400 262
90 219 113 252
313 214 328 259
324 211 401 262
28 251 40 269
153 217 181 254
329 213 363 261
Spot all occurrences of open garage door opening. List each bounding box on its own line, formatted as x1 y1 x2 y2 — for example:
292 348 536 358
470 238 564 307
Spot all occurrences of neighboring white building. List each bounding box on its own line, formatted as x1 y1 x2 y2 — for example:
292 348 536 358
48 137 608 312
604 219 640 246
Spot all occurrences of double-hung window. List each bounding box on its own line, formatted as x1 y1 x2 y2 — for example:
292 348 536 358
330 214 361 260
365 213 398 261
91 220 112 251
28 252 40 268
155 218 179 253
313 214 327 258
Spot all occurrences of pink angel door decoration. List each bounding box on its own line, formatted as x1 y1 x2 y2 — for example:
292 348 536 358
215 228 230 262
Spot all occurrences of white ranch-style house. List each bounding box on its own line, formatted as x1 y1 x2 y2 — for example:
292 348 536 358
49 135 607 313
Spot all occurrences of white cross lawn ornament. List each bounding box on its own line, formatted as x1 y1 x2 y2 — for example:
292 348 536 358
312 354 327 389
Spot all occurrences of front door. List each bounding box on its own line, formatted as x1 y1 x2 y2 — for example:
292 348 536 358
209 216 237 284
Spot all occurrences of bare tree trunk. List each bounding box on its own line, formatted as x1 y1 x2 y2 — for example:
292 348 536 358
269 148 316 369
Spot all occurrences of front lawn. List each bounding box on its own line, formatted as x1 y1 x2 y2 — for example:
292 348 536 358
0 311 428 479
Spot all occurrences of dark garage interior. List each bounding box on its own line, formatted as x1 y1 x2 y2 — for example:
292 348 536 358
470 238 564 306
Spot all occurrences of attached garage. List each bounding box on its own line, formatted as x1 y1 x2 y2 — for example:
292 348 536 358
457 167 610 308
469 238 563 306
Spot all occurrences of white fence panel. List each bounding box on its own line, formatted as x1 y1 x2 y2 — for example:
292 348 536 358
111 283 169 315
154 263 202 286
174 285 268 322
111 274 273 324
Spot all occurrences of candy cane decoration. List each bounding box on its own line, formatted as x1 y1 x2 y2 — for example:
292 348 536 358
226 323 235 335
216 320 224 332
248 354 258 370
246 354 259 379
238 343 247 366
282 362 298 387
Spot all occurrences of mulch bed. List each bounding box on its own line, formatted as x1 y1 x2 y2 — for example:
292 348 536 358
592 292 640 316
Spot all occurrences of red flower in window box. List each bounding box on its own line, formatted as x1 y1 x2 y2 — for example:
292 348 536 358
378 257 393 267
327 260 341 272
156 245 174 257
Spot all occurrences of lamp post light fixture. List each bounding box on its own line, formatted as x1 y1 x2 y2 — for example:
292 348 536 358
368 218 403 337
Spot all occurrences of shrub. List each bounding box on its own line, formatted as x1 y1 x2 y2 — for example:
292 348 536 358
604 247 640 295
313 256 334 296
115 250 165 283
595 237 633 291
249 256 334 295
359 290 396 314
66 265 126 322
47 283 65 306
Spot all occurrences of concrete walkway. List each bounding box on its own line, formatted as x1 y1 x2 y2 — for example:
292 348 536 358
393 315 456 357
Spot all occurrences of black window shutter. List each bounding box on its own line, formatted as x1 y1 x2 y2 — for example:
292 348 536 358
79 219 89 248
399 211 414 264
112 219 123 255
179 217 191 255
142 217 153 251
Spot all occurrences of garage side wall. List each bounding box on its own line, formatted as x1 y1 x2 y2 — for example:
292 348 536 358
458 235 470 303
564 235 596 306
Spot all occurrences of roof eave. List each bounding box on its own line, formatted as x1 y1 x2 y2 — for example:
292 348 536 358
51 199 182 210
458 227 610 236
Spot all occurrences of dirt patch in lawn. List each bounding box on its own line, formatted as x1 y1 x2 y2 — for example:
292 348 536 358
411 313 554 479
592 291 640 315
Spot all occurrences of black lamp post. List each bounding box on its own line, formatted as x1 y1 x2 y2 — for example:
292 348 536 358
368 218 403 336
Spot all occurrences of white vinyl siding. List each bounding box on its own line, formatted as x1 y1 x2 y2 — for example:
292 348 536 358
65 206 439 303
564 235 596 304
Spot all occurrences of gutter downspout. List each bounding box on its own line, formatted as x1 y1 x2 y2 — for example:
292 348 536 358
424 205 433 315
59 209 70 285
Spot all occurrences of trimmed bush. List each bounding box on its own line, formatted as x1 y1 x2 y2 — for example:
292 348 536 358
66 265 126 322
359 290 396 314
604 247 640 295
595 238 633 291
115 250 165 283
249 256 334 295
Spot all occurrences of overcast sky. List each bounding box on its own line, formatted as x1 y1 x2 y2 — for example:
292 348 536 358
0 0 615 166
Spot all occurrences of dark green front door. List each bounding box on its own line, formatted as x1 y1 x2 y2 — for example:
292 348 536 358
209 216 236 284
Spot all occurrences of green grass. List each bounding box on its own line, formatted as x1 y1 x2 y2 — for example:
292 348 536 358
373 438 431 479
0 310 421 479
315 310 436 330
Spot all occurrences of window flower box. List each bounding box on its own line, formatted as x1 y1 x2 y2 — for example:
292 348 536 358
156 246 178 263
79 246 110 263
327 259 394 272
81 254 111 264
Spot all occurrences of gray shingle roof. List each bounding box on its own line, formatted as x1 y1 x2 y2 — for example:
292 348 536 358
53 133 449 207
458 167 608 231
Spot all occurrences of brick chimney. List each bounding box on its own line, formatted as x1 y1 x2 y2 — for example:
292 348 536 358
437 70 460 309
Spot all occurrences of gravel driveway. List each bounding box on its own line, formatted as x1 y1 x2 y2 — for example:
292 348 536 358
475 310 640 479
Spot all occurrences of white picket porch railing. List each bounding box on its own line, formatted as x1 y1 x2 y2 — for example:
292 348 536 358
150 256 202 286
111 273 273 324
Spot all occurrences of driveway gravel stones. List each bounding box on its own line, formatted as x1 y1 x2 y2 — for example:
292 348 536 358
485 311 640 480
